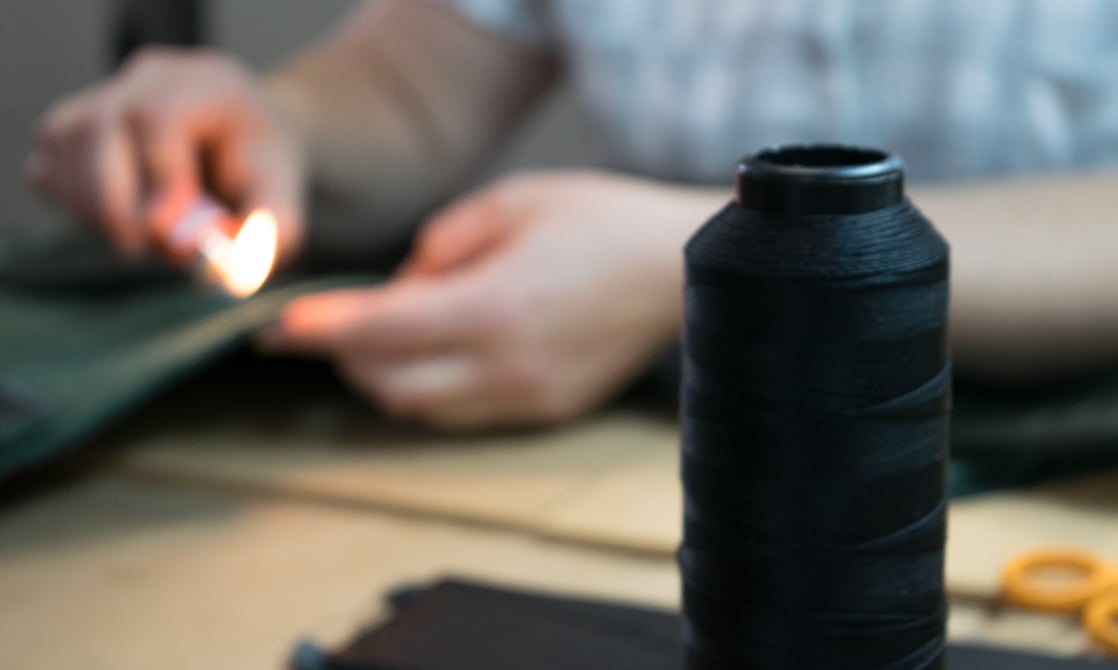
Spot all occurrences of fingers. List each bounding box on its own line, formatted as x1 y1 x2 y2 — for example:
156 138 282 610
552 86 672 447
335 354 549 430
257 276 517 428
90 123 146 255
259 273 497 358
27 47 300 261
31 91 146 256
336 354 487 428
117 51 252 236
257 270 574 427
263 287 580 429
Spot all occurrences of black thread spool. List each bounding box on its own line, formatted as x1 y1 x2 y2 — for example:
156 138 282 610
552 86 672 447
680 145 950 669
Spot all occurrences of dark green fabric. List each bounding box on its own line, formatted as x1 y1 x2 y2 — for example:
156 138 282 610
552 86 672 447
955 376 1118 458
0 234 377 479
951 377 1118 495
0 276 386 478
0 277 378 478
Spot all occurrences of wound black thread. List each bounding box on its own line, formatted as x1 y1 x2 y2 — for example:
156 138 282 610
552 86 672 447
680 144 950 669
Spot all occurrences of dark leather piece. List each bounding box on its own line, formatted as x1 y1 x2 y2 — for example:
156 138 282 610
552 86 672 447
292 579 1117 670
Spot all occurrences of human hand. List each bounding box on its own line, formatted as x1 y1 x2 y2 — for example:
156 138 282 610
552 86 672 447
27 47 305 263
258 171 720 428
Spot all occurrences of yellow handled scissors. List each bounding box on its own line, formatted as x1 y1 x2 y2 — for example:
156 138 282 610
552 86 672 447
1002 548 1118 655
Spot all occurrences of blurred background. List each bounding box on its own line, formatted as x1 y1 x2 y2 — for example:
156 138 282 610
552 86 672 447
0 0 601 242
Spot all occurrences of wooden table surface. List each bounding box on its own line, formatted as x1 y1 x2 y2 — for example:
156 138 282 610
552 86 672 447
0 359 1111 668
0 471 683 670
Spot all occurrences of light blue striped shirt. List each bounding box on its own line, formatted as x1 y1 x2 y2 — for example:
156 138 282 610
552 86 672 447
448 0 1118 184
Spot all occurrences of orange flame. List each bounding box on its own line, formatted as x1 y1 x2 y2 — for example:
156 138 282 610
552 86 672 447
216 209 279 298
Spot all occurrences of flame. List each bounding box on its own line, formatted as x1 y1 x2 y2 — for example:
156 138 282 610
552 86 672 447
220 209 278 298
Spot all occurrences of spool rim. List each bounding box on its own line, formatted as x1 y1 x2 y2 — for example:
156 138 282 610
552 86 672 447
735 143 905 215
742 144 903 182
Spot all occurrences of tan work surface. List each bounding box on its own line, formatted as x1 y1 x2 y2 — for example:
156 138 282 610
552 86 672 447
0 474 681 670
102 358 1118 603
1 472 1102 669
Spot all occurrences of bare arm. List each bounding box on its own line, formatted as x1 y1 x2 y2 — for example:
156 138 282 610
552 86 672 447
668 173 1118 383
267 0 559 259
913 169 1118 382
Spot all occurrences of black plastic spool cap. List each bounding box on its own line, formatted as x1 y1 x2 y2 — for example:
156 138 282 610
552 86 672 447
735 144 905 216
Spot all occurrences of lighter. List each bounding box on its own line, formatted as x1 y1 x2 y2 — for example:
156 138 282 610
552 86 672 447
167 196 279 298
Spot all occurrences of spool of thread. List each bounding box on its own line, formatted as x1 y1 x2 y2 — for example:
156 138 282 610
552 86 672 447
679 145 950 669
167 196 278 298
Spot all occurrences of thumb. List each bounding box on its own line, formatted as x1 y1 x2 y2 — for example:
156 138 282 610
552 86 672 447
402 190 510 277
258 271 491 358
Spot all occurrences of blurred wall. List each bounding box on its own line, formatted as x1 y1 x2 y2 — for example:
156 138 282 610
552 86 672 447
0 0 596 239
0 2 112 234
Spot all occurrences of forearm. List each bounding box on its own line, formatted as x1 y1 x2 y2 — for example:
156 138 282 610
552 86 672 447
657 173 1118 384
912 169 1118 382
264 0 557 260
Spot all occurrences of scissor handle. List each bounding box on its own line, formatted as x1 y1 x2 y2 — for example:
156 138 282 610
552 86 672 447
1085 590 1118 655
1003 549 1117 613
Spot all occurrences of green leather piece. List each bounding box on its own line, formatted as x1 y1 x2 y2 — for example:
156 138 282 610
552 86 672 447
0 258 375 479
955 374 1118 459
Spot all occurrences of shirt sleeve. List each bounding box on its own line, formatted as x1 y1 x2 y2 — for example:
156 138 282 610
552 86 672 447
441 0 555 47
